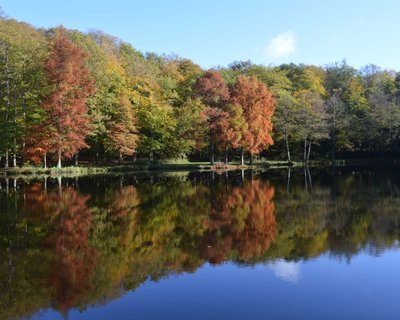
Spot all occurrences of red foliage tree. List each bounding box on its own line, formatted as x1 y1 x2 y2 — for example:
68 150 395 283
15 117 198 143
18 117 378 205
193 70 229 107
33 27 95 167
193 70 231 163
203 107 230 163
25 125 52 168
230 75 275 163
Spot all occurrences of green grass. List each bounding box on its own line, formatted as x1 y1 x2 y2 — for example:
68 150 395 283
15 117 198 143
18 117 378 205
0 162 212 178
0 165 109 178
0 159 312 178
3 157 394 178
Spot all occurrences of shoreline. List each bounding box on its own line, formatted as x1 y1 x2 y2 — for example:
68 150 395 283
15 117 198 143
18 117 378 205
1 158 397 178
0 161 306 178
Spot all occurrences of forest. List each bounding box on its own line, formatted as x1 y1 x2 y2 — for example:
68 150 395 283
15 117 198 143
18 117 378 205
2 14 400 168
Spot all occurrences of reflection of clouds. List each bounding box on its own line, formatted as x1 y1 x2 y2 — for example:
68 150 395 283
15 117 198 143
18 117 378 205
270 260 300 283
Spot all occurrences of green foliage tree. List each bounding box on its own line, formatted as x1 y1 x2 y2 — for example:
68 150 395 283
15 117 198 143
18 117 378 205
295 90 329 163
0 17 48 167
2 13 400 166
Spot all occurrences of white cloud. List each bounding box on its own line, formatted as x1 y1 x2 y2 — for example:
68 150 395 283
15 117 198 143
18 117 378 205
270 260 300 283
263 31 296 60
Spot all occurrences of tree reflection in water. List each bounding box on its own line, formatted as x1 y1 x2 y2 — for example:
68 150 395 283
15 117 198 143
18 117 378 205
1 168 400 318
26 185 98 314
200 180 276 263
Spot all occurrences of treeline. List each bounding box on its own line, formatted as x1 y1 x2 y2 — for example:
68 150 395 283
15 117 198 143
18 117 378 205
1 15 400 167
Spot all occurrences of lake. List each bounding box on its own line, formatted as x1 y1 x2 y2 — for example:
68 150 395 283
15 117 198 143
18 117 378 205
1 167 400 320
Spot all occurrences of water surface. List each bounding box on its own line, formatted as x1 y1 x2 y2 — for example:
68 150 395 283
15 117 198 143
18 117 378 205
1 168 400 319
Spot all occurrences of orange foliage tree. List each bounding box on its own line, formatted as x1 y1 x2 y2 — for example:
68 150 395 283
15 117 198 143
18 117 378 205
29 28 95 167
230 75 276 164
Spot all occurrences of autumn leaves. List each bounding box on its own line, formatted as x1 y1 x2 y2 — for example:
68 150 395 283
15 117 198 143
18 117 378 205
27 29 94 168
194 71 275 164
25 31 275 167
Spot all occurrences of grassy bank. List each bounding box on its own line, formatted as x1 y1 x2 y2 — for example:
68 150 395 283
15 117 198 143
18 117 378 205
0 160 310 178
4 158 394 178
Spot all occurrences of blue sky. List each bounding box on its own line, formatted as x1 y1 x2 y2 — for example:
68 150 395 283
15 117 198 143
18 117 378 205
2 0 400 70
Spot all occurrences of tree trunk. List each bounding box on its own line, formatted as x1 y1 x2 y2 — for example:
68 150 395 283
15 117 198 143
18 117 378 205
75 153 79 166
210 144 215 165
5 150 9 168
22 139 25 166
119 152 122 164
285 133 291 163
249 153 254 165
57 149 62 168
12 140 17 167
304 138 307 165
225 145 228 164
43 153 47 169
240 148 244 166
4 50 10 169
12 93 17 167
22 98 26 166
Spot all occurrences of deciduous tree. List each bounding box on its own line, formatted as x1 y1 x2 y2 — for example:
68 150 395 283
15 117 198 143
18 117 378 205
193 70 229 107
33 27 95 167
230 75 275 164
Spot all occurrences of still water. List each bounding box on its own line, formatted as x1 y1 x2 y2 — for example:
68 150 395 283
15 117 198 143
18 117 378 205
1 167 400 320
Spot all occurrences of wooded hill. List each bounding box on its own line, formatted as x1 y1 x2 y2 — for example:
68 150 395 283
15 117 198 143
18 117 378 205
1 14 400 167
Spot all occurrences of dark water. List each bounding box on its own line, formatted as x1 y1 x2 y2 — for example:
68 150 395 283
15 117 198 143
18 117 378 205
1 167 400 320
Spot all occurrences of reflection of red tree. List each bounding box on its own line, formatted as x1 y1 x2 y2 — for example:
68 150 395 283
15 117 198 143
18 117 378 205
27 185 98 314
109 186 140 220
200 180 276 263
231 181 276 259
